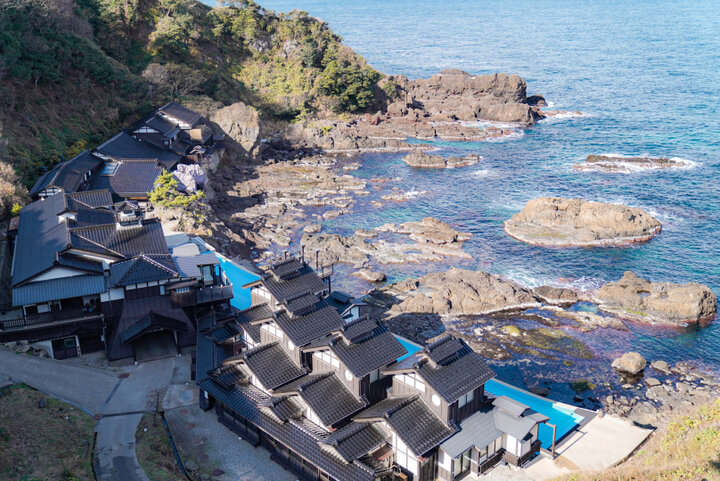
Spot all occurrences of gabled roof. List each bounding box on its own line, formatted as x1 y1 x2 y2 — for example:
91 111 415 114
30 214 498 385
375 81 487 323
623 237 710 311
237 342 306 391
88 160 163 198
94 132 181 168
236 303 272 343
209 318 241 344
385 335 495 403
172 253 220 278
260 395 305 422
439 406 501 458
145 115 180 136
29 150 103 197
12 275 106 307
354 396 456 456
157 101 203 128
70 218 169 258
274 372 366 427
273 302 344 347
12 191 120 287
120 310 189 344
256 260 328 304
65 190 114 209
320 422 389 463
109 254 178 286
322 318 407 378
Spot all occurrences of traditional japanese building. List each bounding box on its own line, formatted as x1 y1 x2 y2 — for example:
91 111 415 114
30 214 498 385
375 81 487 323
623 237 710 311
0 189 233 360
195 256 548 481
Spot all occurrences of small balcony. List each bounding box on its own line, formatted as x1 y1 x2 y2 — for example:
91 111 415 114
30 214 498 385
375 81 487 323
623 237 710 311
0 306 104 342
171 284 234 307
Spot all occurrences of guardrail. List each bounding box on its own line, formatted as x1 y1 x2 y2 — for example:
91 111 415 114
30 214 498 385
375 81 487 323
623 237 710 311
0 307 102 331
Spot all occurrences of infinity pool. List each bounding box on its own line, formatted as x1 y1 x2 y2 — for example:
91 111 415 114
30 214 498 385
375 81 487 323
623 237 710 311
485 379 583 449
209 252 259 310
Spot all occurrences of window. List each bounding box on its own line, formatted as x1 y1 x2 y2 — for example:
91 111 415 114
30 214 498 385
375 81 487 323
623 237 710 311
102 162 120 176
261 322 283 339
313 350 340 369
287 340 295 351
393 432 418 476
201 265 214 285
452 448 472 476
254 287 273 300
344 369 353 381
431 394 441 406
369 369 380 383
396 372 426 392
458 389 475 408
175 286 191 294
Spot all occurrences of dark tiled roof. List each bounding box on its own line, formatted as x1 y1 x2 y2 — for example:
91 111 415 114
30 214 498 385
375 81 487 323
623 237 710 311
261 395 305 422
274 373 366 427
387 335 496 404
327 319 407 378
71 218 169 258
172 253 219 278
261 264 327 304
240 342 305 391
493 395 529 417
196 314 233 381
209 319 241 344
88 160 163 198
145 115 179 136
56 254 104 273
198 379 389 481
493 407 538 441
95 132 181 168
109 254 178 286
120 310 189 344
284 292 321 315
354 396 455 456
66 190 114 208
322 422 389 462
274 302 343 347
210 363 249 390
158 102 203 127
270 258 305 279
29 151 103 196
237 303 273 343
12 275 106 306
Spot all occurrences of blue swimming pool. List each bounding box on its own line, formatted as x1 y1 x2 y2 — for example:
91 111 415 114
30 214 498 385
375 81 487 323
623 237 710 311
394 335 422 361
485 379 583 449
208 252 259 310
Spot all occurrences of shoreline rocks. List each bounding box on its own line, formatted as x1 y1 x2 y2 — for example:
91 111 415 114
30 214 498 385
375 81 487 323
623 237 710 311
504 197 662 247
611 352 646 376
574 154 694 173
595 271 717 325
402 150 481 169
389 268 540 316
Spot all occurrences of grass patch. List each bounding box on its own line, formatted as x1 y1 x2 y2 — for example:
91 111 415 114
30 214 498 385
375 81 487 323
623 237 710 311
135 412 184 481
556 399 720 481
0 384 95 481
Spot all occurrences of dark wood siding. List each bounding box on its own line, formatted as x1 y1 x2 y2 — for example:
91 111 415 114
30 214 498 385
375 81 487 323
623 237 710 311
449 386 485 424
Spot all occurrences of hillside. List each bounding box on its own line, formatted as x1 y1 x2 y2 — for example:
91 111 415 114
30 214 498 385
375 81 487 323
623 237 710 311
0 0 382 204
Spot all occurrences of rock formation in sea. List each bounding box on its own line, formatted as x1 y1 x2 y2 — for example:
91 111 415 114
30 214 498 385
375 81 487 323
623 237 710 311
503 197 662 247
388 268 540 315
594 271 717 325
611 352 647 376
574 154 692 173
402 150 481 168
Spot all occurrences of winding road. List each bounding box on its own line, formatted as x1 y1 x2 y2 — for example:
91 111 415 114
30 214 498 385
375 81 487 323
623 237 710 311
0 348 177 481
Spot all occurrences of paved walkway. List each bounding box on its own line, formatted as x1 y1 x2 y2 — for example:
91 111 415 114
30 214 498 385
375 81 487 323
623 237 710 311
0 348 177 481
523 414 652 480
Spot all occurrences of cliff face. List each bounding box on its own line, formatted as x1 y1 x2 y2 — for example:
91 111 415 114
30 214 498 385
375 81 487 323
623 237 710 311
0 0 377 186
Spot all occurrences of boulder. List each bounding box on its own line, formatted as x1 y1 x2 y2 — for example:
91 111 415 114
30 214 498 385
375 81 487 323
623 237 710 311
300 233 373 267
532 286 579 306
574 154 692 173
390 268 539 315
402 151 480 169
595 271 717 325
172 164 207 193
651 360 670 373
354 269 386 283
504 197 662 247
382 217 472 245
611 352 647 376
211 102 262 161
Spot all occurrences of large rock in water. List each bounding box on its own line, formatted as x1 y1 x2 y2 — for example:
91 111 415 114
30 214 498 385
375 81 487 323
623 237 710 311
595 271 717 325
611 352 646 376
402 151 480 169
574 154 692 173
387 70 542 124
504 197 662 247
390 268 540 315
211 102 262 161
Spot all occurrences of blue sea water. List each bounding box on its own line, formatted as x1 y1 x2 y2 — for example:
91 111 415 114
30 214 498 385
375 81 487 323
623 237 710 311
224 1 720 371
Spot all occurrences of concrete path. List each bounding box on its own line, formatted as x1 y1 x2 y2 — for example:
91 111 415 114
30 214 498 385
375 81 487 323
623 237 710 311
0 348 178 481
523 414 652 480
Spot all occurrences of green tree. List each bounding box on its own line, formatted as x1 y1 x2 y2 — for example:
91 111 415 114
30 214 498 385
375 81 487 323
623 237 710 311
148 169 204 207
317 61 380 112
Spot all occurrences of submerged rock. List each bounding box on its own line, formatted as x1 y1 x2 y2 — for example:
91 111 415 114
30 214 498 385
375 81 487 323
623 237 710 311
354 269 386 283
612 352 647 376
595 271 717 325
378 217 472 245
389 268 540 315
402 150 481 169
504 197 662 247
574 154 693 173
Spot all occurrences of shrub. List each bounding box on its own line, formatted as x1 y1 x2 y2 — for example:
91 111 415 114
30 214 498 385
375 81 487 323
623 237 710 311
317 61 381 113
148 169 204 208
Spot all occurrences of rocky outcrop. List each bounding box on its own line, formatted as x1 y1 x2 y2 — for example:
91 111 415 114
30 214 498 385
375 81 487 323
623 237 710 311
354 269 386 283
378 217 471 246
300 233 373 268
388 70 543 124
532 286 580 306
389 268 540 315
574 154 694 173
504 197 662 247
211 102 262 161
172 164 207 193
611 352 646 376
402 151 480 169
595 271 717 325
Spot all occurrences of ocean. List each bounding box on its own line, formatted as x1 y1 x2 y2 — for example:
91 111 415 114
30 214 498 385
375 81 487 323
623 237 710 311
237 1 720 376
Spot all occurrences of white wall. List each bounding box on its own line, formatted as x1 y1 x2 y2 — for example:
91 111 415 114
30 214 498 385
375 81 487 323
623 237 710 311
32 267 85 282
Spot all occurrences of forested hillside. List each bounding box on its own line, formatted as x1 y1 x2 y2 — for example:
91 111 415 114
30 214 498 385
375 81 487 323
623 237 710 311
0 0 382 215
